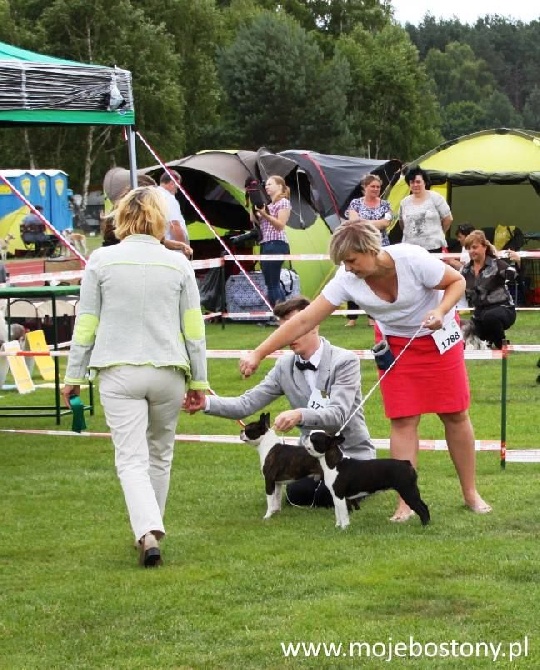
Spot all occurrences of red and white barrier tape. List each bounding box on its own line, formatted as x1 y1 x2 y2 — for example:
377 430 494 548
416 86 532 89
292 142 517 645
217 307 539 318
191 257 224 270
6 265 222 285
223 253 332 261
0 428 507 451
505 450 540 463
5 250 540 284
222 251 540 261
1 345 539 359
7 270 84 285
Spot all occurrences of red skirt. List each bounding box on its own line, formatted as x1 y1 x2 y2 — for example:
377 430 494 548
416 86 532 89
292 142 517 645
375 331 470 419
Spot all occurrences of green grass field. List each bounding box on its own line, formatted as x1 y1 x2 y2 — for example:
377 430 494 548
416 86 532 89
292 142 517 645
1 314 539 669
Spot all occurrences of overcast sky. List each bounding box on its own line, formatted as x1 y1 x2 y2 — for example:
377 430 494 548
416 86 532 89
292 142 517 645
391 0 540 26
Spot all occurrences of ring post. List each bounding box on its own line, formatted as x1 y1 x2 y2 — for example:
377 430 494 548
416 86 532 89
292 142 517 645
500 341 509 469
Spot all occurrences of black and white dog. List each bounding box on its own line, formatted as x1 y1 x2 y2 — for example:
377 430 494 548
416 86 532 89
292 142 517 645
240 412 322 519
306 431 430 529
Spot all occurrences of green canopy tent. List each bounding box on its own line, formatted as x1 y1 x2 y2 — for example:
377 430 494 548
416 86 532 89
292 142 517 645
385 128 540 242
0 40 138 189
107 149 400 298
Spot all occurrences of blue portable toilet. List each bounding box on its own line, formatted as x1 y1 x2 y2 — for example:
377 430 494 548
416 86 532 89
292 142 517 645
0 169 71 255
46 171 70 232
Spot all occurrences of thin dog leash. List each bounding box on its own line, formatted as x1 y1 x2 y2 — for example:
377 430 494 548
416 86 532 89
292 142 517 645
337 321 429 435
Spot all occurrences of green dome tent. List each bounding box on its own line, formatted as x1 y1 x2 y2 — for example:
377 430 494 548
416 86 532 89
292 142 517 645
385 128 540 243
131 150 332 299
118 150 401 299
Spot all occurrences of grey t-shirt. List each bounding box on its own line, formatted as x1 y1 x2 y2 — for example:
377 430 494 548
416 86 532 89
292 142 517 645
399 191 451 250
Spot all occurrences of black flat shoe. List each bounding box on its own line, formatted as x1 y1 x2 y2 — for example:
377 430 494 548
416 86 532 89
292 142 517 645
139 533 162 568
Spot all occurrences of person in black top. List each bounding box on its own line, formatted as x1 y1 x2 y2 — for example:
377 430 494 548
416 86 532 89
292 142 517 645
461 230 520 349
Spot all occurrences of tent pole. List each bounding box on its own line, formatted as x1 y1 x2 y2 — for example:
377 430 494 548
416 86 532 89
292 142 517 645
127 126 138 189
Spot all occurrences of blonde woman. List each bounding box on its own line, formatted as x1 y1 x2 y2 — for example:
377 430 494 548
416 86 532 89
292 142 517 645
254 175 291 306
63 187 208 567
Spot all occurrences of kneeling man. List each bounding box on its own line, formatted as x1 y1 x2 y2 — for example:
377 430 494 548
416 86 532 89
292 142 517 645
186 295 375 506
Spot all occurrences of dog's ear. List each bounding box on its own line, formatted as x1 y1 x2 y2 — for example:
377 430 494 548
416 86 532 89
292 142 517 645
261 412 270 429
335 433 345 446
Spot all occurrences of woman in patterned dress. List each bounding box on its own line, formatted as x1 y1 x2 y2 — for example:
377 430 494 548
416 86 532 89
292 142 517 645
343 174 393 326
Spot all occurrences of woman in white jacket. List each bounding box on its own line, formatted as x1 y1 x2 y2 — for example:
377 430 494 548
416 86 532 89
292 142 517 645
63 186 208 568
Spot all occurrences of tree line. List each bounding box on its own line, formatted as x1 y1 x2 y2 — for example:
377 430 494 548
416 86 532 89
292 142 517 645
0 0 539 200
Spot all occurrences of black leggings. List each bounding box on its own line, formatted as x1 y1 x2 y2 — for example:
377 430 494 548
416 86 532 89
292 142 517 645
473 305 516 349
347 301 359 321
286 478 334 508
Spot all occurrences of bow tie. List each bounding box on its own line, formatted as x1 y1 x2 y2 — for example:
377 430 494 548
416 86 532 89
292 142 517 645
295 359 317 372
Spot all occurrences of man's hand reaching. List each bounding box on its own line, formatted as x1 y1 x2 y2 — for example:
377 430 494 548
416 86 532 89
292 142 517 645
184 389 207 414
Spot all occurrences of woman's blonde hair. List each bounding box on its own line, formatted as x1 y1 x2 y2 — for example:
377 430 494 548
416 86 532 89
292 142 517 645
114 186 167 241
267 175 290 201
464 230 497 258
329 221 382 264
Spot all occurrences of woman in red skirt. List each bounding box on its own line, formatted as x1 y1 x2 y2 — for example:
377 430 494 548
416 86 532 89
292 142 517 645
239 221 491 521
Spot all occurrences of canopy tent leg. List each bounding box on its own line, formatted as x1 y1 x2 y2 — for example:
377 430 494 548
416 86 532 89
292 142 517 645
127 126 138 190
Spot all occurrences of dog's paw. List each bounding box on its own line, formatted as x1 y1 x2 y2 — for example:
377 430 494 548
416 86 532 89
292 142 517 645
263 509 280 520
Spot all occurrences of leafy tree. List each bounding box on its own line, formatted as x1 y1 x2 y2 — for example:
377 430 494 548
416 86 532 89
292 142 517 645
467 17 525 110
441 101 487 140
404 14 470 59
287 0 391 36
0 0 16 42
522 86 540 131
217 12 350 151
132 0 222 154
220 0 391 36
407 14 536 121
482 91 522 129
336 24 442 160
519 22 540 110
424 42 495 107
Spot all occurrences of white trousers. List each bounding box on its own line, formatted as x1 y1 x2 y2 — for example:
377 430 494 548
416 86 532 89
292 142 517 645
99 365 186 542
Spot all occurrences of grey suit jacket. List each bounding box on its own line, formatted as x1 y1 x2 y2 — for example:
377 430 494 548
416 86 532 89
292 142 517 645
207 337 375 460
